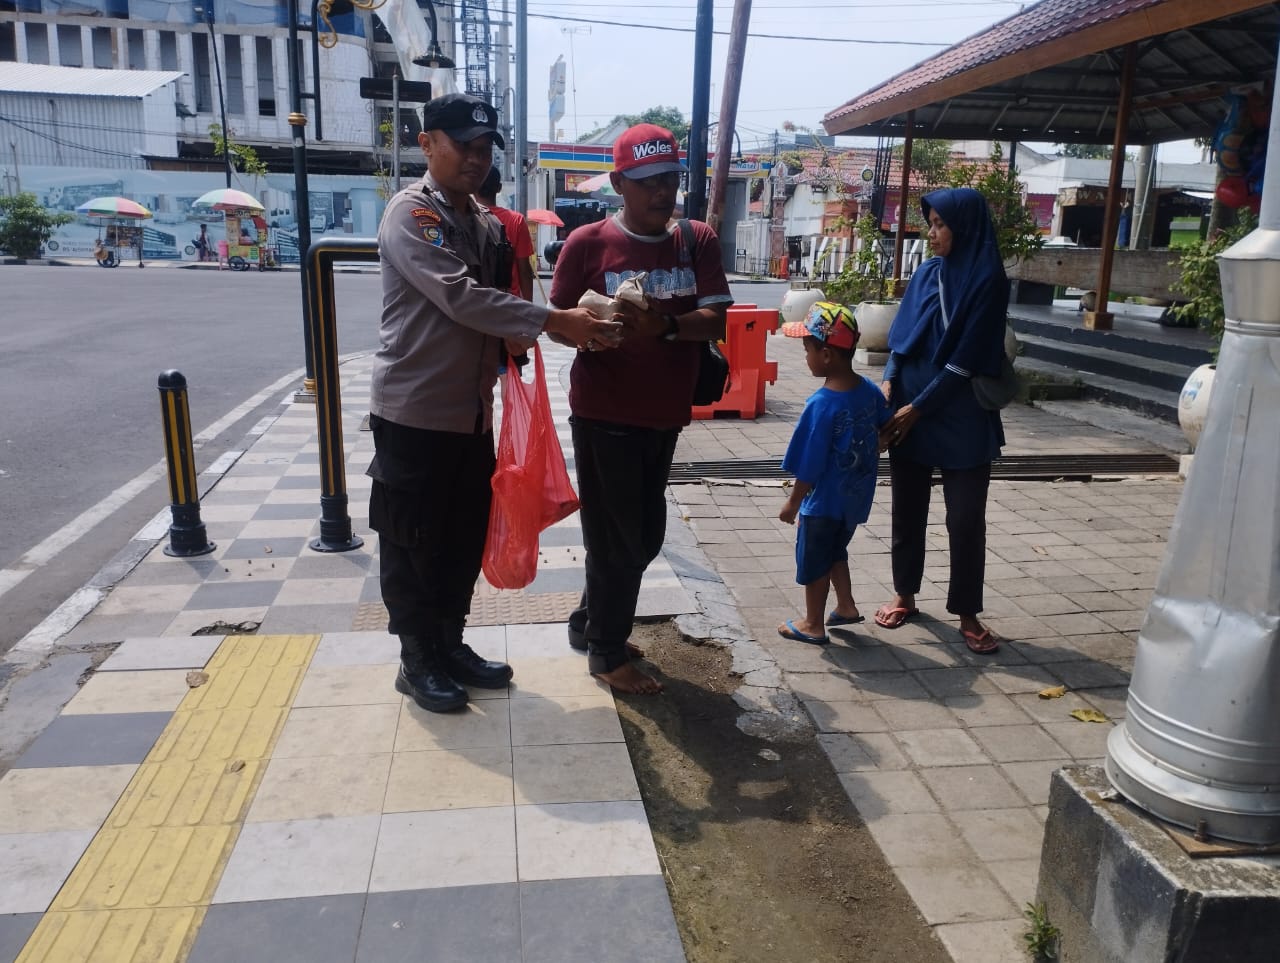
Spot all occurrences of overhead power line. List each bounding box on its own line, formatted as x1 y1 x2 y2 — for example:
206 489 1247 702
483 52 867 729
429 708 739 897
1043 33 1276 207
527 12 948 44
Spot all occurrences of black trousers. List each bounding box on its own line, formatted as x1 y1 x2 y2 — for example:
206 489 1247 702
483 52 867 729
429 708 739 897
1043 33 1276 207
368 416 494 642
888 452 991 617
568 417 680 674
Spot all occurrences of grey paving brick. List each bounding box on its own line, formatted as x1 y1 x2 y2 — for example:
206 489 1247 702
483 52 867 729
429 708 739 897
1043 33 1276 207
919 764 1025 812
1036 612 1118 636
0 914 40 963
952 807 1047 862
1041 720 1115 760
520 876 684 963
13 712 171 768
805 700 888 734
842 671 931 703
1048 660 1131 690
190 894 365 963
935 918 1030 963
874 699 959 732
915 667 997 700
969 724 1069 763
896 865 1017 925
840 769 939 819
1000 760 1065 805
817 732 909 773
979 665 1062 695
897 729 989 767
866 813 977 868
942 692 1033 728
358 885 520 963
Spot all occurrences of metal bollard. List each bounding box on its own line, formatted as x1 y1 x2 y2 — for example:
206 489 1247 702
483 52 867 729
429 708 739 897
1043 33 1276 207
158 370 216 557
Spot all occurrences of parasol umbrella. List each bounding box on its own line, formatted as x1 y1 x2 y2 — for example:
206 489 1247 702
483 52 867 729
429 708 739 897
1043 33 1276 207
76 196 153 219
192 188 264 212
571 171 617 196
525 208 564 228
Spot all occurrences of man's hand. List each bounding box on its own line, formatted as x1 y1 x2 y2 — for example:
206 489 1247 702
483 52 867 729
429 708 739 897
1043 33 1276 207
545 307 624 352
613 300 668 339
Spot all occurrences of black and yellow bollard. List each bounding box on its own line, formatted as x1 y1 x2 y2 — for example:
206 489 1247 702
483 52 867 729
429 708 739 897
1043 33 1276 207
158 370 216 557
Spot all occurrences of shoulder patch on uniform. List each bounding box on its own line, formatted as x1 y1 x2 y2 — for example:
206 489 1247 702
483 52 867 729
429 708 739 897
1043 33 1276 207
421 224 444 246
411 208 441 223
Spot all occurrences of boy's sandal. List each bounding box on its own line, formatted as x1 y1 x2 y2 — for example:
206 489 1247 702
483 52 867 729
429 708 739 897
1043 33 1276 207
778 620 829 645
962 628 1000 654
826 610 866 627
873 606 919 629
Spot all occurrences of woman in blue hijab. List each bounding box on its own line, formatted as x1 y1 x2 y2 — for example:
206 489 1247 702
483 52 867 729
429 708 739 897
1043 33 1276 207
873 187 1008 653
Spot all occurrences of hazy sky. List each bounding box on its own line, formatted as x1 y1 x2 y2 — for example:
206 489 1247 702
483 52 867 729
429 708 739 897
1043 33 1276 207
512 0 1204 162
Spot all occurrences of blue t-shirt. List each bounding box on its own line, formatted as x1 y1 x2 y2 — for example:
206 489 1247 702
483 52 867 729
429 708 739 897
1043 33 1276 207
782 378 890 528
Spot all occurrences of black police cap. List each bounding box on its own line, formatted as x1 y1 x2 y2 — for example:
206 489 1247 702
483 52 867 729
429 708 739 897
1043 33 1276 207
421 93 505 148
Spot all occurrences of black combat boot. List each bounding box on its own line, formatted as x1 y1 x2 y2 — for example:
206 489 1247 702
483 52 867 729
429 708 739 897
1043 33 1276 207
436 616 513 689
395 634 468 712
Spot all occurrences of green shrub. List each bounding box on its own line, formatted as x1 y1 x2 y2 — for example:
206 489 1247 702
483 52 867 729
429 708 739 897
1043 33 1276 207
1170 210 1256 349
0 193 73 259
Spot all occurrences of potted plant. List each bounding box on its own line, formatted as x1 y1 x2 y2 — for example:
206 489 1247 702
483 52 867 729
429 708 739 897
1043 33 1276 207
1169 211 1255 449
821 211 898 353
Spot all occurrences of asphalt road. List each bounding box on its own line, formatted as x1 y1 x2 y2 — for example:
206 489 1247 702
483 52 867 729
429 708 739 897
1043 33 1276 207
0 264 786 657
0 263 385 654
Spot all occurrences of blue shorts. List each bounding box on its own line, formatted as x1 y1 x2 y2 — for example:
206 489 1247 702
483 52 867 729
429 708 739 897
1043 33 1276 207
795 514 855 585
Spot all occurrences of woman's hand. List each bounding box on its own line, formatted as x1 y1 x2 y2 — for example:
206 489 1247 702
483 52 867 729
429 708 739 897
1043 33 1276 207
880 380 892 403
879 403 921 451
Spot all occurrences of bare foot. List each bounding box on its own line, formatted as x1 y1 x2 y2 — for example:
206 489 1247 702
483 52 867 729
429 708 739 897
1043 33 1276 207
594 661 664 694
625 641 646 660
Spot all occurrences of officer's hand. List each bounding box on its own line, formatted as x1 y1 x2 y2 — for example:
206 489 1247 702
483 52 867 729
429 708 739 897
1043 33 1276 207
545 307 623 352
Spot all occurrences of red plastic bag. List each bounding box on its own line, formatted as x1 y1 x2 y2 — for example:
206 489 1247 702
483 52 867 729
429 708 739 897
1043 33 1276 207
482 342 580 589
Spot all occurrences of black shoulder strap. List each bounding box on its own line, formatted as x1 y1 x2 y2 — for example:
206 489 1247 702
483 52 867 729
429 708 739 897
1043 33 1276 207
676 218 695 267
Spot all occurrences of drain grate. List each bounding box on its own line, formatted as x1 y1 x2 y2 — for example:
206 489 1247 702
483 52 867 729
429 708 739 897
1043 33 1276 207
668 453 1180 484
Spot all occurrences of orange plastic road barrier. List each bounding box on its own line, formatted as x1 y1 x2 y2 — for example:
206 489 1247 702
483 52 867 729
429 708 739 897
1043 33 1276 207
692 305 779 420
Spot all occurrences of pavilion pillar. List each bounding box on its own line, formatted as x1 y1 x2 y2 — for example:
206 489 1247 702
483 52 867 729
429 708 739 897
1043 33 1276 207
1086 42 1137 331
892 111 914 282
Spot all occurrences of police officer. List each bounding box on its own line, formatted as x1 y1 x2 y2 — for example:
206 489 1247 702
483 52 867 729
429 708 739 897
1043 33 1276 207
371 92 621 713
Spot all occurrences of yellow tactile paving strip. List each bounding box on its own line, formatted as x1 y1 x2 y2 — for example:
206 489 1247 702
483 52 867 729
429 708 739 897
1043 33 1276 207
17 635 320 963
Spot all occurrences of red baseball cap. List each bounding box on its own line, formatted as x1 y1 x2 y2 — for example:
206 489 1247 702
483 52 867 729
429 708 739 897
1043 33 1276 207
613 123 688 179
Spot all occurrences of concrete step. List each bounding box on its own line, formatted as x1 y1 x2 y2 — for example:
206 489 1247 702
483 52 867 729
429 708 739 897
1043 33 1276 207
1014 357 1181 423
1016 332 1195 394
1009 311 1214 368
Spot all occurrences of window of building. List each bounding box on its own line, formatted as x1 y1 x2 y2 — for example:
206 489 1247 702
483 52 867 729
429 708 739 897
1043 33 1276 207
25 23 50 64
159 31 177 70
91 26 113 68
224 34 243 114
126 28 145 69
0 22 14 63
57 24 82 67
255 37 275 116
193 33 212 113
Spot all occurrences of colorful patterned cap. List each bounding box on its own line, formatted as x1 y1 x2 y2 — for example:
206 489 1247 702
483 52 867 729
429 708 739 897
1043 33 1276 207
804 301 859 350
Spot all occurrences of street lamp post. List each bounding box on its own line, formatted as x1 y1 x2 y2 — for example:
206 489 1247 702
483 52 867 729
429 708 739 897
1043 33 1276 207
287 0 316 397
194 2 232 188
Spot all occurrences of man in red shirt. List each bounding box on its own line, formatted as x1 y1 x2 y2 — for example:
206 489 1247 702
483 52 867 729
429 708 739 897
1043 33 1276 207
476 166 534 300
550 123 733 694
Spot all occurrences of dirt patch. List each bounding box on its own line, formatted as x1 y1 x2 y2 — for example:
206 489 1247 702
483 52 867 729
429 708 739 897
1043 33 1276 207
616 621 950 963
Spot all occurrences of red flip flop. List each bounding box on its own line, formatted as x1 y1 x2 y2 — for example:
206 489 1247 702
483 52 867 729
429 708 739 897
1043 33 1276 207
962 628 999 654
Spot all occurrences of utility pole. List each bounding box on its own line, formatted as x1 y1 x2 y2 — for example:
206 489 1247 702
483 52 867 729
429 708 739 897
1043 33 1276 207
560 25 589 141
516 0 528 214
196 1 233 188
392 69 401 193
707 0 751 236
684 0 714 221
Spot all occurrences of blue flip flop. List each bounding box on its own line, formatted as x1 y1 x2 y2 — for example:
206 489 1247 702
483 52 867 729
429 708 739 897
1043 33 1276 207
778 619 829 645
826 611 866 627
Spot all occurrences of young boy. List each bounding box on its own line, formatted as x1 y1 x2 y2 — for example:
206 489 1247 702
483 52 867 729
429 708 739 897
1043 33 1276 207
778 301 890 645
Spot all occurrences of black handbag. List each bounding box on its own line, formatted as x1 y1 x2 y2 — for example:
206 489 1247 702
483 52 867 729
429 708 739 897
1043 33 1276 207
693 339 730 406
676 218 730 407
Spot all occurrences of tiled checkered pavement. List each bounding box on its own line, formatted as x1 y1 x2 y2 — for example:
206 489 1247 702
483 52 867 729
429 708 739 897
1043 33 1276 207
0 340 689 963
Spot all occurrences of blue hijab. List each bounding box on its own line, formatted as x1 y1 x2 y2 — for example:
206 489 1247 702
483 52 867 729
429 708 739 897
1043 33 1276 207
887 187 1009 378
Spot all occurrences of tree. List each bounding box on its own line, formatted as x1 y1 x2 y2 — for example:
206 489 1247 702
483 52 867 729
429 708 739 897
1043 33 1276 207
578 106 688 145
894 139 953 191
945 144 1044 264
0 192 74 259
1056 143 1113 159
208 123 268 179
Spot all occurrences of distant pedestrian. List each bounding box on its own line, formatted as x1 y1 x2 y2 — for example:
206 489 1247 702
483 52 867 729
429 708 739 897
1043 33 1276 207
474 166 534 300
875 187 1008 653
777 302 889 645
